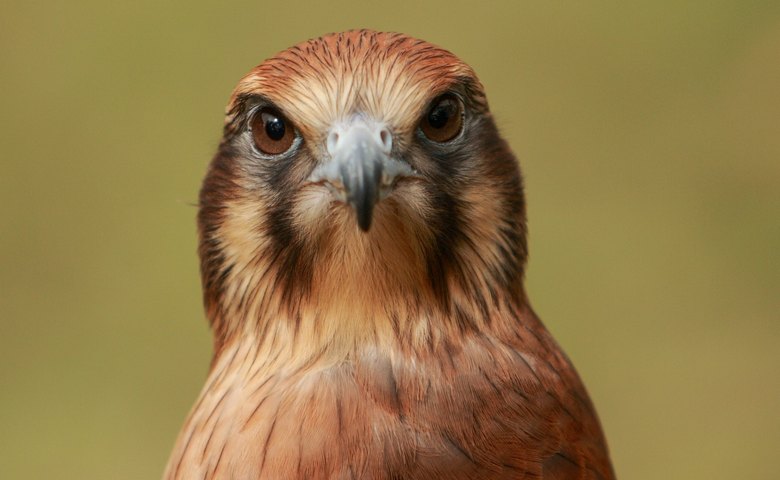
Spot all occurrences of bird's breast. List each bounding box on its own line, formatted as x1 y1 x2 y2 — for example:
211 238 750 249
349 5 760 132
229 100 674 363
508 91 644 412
164 326 606 480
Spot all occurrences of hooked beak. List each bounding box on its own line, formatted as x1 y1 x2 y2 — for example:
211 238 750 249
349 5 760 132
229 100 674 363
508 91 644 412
310 119 416 231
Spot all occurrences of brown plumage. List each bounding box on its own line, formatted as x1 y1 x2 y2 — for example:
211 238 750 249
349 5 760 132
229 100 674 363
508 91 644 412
164 30 615 479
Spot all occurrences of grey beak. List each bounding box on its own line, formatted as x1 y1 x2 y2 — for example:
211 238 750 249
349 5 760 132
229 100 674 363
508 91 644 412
338 143 383 231
309 119 416 232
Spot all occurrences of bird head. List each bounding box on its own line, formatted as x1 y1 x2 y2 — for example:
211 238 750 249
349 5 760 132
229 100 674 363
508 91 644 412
199 31 528 352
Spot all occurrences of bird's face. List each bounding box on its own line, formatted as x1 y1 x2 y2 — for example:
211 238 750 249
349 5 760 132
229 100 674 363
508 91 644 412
200 31 527 347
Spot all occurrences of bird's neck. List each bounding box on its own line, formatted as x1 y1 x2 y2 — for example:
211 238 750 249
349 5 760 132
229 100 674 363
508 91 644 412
205 226 527 362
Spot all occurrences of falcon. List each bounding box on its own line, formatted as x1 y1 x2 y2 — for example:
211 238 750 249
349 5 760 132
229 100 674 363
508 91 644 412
164 30 615 479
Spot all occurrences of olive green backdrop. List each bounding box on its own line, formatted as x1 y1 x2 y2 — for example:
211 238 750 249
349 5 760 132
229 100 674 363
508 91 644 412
1 1 778 479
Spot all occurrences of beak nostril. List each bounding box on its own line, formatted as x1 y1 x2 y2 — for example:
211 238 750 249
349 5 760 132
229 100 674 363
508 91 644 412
379 128 392 153
327 131 340 154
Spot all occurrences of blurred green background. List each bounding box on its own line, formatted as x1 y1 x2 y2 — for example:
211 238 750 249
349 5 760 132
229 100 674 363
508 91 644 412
1 1 778 478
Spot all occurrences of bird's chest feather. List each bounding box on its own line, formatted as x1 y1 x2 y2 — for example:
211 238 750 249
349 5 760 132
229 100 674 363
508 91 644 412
165 334 569 480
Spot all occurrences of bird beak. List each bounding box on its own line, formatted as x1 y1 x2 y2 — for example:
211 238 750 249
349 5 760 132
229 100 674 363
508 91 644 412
310 118 416 231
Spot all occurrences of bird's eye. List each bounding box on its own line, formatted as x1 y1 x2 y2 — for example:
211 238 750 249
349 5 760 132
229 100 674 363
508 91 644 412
251 108 295 155
420 94 463 143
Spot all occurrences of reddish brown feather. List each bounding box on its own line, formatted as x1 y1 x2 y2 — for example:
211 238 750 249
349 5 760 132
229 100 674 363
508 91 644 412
164 30 615 480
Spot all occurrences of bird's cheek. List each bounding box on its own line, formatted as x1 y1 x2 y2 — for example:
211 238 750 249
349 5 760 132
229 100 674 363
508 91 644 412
289 186 334 234
386 179 437 229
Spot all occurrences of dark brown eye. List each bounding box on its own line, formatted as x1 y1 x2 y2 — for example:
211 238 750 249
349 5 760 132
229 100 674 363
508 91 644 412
251 108 295 155
420 94 463 142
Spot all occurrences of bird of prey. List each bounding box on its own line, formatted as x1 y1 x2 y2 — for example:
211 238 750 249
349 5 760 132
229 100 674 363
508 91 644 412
164 30 615 480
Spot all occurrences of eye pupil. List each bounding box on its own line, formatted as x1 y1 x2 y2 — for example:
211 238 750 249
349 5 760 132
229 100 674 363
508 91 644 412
265 116 285 140
428 107 450 129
